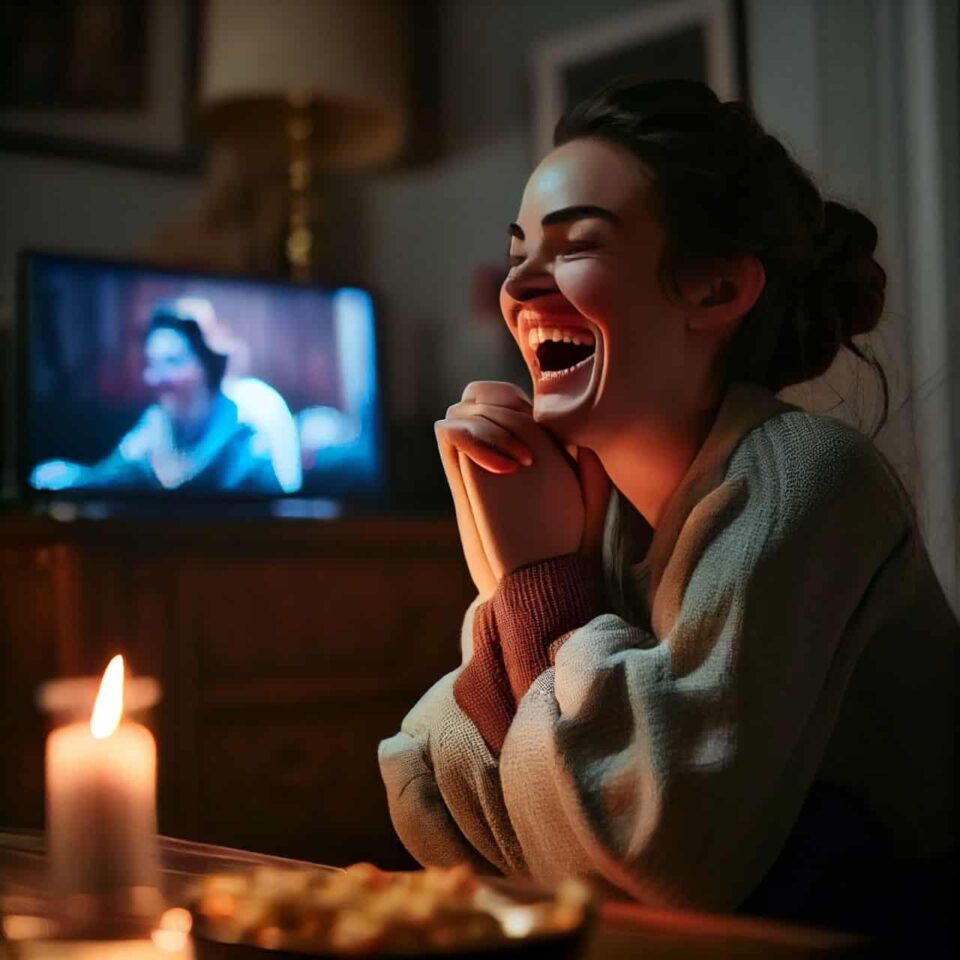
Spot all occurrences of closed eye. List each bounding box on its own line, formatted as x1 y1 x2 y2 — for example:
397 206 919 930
561 242 599 257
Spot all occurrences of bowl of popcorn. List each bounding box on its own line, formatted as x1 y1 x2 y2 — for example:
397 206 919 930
190 861 592 958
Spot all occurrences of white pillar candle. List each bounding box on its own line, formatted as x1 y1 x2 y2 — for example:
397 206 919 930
42 656 162 936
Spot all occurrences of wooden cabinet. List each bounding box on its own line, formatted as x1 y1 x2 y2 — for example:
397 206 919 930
0 515 473 869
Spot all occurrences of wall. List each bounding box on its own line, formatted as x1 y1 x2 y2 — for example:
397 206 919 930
1 0 956 599
741 0 957 608
0 153 200 321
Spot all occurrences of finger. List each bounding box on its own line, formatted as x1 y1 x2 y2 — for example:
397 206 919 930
445 401 535 462
438 412 533 467
436 418 524 474
439 443 497 599
458 452 507 582
459 403 564 459
460 380 532 411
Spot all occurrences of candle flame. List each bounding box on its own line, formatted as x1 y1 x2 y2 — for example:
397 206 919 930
90 655 124 739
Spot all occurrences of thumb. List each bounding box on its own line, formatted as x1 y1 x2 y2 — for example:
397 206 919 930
576 447 611 561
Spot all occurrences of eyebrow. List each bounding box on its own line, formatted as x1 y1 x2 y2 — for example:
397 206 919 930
508 205 621 241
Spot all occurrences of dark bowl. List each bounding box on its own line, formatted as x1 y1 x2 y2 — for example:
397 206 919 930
192 928 588 960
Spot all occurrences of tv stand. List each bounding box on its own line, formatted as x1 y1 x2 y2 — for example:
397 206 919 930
30 497 346 522
0 512 473 868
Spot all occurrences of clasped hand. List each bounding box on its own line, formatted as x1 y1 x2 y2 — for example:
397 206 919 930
435 382 610 601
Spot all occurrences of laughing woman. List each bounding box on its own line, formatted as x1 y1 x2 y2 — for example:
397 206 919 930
378 80 958 947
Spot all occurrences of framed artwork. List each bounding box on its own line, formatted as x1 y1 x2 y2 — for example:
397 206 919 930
531 0 748 161
0 0 202 173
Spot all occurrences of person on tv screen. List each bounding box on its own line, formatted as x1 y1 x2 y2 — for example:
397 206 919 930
30 302 283 494
169 296 303 494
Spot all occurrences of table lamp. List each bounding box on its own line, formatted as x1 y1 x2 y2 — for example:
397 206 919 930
198 0 407 281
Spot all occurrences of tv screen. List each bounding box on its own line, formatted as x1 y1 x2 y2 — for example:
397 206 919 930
19 252 385 502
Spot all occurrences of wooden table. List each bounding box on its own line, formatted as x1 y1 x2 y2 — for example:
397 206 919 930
586 900 869 958
0 831 873 959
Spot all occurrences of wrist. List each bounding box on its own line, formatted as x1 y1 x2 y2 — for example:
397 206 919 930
453 600 514 754
491 553 600 701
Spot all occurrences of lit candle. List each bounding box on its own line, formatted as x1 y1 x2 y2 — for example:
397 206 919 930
42 656 162 937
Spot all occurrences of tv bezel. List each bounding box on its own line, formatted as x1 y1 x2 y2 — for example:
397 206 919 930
15 249 392 508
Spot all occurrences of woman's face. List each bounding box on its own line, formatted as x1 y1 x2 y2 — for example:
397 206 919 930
500 137 695 445
143 328 208 417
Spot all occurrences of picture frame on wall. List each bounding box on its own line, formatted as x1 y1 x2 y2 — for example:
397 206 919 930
0 0 202 173
530 0 748 162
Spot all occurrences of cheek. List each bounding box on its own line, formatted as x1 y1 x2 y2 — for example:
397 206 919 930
500 282 523 350
146 363 205 392
558 257 675 339
180 364 206 389
499 280 517 325
554 259 633 325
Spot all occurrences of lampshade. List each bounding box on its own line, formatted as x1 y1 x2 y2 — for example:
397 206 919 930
199 0 407 168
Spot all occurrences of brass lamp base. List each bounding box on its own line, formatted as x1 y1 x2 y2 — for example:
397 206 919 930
286 94 316 283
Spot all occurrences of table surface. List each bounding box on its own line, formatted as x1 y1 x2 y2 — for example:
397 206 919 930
0 831 872 959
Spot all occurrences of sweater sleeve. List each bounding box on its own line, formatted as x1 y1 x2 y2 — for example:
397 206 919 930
377 598 526 874
497 419 911 910
452 554 600 753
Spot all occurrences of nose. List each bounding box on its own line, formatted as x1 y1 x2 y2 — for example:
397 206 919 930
144 367 170 390
503 275 557 303
502 256 558 304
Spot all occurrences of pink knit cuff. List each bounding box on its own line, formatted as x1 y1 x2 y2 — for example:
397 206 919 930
491 553 599 703
453 601 514 754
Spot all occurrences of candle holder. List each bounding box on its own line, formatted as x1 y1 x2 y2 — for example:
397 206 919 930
36 662 163 941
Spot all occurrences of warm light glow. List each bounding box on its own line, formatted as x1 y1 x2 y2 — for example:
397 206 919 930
501 907 537 938
90 655 124 739
2 914 57 941
159 908 192 934
152 907 193 953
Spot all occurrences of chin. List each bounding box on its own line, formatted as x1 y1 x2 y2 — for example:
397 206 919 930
531 395 592 446
158 396 180 417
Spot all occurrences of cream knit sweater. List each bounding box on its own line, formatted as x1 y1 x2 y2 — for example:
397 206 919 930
378 383 959 916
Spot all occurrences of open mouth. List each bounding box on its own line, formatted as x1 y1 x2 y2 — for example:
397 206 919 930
528 327 597 380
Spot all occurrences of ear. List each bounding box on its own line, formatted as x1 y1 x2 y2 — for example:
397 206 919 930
684 255 766 335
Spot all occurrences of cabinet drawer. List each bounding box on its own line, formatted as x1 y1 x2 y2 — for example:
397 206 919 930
180 555 470 685
197 700 416 869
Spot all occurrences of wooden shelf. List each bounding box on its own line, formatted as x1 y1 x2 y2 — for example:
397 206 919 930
0 513 473 869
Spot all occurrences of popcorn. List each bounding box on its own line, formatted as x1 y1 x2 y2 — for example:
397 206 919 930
192 862 587 955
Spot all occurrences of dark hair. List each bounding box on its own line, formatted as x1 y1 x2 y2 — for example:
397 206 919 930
146 302 229 391
555 78 890 436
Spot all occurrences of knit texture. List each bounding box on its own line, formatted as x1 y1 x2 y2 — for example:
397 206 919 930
494 553 599 702
452 600 513 752
453 553 600 753
378 382 960 919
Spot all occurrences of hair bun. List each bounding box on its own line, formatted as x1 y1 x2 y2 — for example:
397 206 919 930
807 201 886 340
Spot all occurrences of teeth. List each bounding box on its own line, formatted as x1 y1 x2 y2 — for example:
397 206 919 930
525 324 596 348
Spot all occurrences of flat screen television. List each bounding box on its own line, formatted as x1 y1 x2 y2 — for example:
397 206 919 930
17 251 386 507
